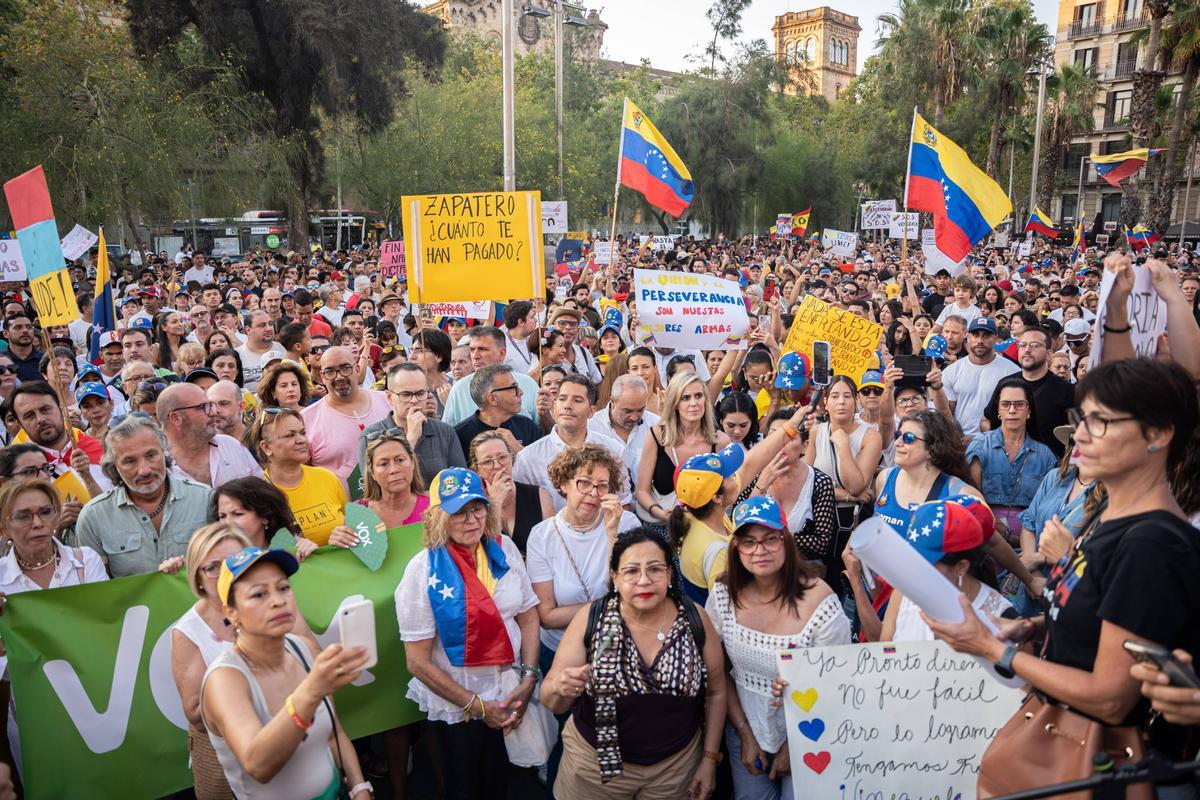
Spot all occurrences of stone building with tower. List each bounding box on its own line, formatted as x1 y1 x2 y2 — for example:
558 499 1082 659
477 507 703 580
423 0 607 59
771 6 861 102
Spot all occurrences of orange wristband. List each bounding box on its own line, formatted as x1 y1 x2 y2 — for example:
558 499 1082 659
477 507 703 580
286 694 312 739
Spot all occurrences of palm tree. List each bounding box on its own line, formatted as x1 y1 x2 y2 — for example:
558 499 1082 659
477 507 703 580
1036 63 1103 212
878 0 978 127
1122 0 1175 225
976 0 1054 177
1149 0 1200 231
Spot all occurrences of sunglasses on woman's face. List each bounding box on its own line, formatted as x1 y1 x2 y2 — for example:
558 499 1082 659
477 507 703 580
898 431 925 444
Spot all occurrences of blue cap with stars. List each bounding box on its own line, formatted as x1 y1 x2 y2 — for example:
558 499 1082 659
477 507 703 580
730 496 788 538
429 467 490 515
774 351 810 390
907 499 985 564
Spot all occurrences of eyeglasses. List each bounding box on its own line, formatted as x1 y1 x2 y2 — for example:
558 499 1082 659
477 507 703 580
200 560 222 578
574 478 611 496
860 387 884 397
475 453 513 471
735 532 787 554
310 345 329 355
899 431 925 444
12 464 53 479
1068 407 1136 438
175 401 216 415
999 400 1028 410
454 503 489 520
1066 339 1089 349
319 363 354 379
388 388 428 402
617 563 671 582
488 384 521 396
1017 342 1047 350
896 395 925 407
138 381 168 392
9 505 56 525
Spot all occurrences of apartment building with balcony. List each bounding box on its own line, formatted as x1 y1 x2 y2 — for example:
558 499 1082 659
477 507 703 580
1051 0 1197 235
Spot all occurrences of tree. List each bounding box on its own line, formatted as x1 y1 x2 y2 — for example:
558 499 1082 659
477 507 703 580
125 0 447 248
1036 63 1102 212
704 0 753 73
1123 0 1174 225
1148 0 1200 231
879 0 979 127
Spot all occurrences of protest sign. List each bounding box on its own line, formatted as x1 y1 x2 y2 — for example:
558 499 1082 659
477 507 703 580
779 641 1024 800
424 300 492 320
776 214 793 237
3 166 80 326
541 200 568 234
632 268 749 350
888 211 919 240
783 294 882 378
593 240 615 265
402 190 541 303
379 239 406 280
993 231 1010 248
0 527 426 800
651 234 679 251
921 229 936 247
821 229 858 258
0 239 27 281
1017 240 1032 258
60 224 98 261
922 241 967 277
861 200 896 229
1089 262 1167 368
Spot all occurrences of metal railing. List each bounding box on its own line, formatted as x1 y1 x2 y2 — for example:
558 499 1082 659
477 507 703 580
1068 19 1103 38
1113 58 1138 78
1113 10 1149 31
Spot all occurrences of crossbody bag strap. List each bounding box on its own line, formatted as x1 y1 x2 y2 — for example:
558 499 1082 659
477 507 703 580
550 518 592 603
284 638 347 777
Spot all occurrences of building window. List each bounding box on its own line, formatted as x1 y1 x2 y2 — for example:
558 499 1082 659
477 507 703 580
1107 89 1132 126
1116 40 1138 75
835 83 842 99
1075 3 1097 25
1062 194 1078 223
1074 47 1098 75
786 40 796 61
1100 194 1122 223
1120 0 1143 20
805 37 816 62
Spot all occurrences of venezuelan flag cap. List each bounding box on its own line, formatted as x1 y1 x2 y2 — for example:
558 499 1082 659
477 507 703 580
674 445 744 508
908 500 985 565
730 496 788 538
775 352 810 390
946 494 995 536
430 467 489 515
217 547 299 605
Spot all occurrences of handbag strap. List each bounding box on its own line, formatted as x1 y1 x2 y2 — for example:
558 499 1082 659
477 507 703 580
284 638 347 776
550 518 593 603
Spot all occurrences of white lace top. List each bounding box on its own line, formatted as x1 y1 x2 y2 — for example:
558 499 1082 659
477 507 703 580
705 582 851 752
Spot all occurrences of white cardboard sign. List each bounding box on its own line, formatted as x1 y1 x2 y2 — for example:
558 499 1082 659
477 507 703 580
0 239 29 281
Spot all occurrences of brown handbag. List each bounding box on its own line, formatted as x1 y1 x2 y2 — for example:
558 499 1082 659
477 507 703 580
978 693 1152 800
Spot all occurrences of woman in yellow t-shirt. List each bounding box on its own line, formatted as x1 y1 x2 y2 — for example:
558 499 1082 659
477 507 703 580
250 408 357 547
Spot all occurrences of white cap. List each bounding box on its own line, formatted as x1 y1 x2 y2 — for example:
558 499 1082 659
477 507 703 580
1063 318 1091 339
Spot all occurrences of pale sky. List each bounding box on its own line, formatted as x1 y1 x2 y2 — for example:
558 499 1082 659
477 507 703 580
597 0 1061 74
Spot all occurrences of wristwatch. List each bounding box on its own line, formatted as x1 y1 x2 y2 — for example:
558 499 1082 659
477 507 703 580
994 642 1019 680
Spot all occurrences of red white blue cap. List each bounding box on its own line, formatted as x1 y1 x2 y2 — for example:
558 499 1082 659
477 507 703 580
97 331 122 349
907 499 986 564
217 547 299 605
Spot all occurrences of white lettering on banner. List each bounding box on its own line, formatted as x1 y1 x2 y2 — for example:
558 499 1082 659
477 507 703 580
541 201 568 234
888 212 919 240
822 229 858 258
60 225 98 261
861 200 896 229
1089 263 1167 368
423 301 491 320
633 268 749 350
0 239 28 281
779 641 1023 800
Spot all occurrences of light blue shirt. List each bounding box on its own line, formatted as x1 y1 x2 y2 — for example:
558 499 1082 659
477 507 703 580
1019 467 1097 542
965 428 1057 509
440 369 540 427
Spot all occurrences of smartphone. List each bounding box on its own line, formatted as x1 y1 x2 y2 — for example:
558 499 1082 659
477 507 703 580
895 355 933 383
339 600 378 669
1123 639 1200 688
811 340 832 387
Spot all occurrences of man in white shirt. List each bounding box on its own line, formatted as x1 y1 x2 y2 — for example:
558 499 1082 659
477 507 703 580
1047 284 1096 323
157 383 264 488
236 310 286 392
441 326 540 426
501 300 538 373
182 253 214 284
316 284 345 327
548 307 602 383
942 317 1020 437
514 374 631 511
587 373 660 480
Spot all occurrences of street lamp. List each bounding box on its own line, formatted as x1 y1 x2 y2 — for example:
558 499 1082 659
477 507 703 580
1027 62 1051 232
524 3 588 200
502 0 516 191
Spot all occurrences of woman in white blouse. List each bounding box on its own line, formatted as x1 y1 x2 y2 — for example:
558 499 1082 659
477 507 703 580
706 496 850 799
0 479 108 779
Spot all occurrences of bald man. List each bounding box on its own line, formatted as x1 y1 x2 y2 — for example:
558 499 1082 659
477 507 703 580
158 383 263 488
207 380 247 440
300 346 391 483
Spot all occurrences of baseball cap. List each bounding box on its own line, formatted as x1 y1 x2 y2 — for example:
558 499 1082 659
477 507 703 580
127 318 154 333
1060 284 1081 297
331 270 345 280
217 547 299 605
215 303 238 316
730 496 788 538
1063 318 1091 340
908 499 986 565
77 365 102 382
923 333 948 359
429 468 489 515
775 351 810 390
967 317 998 335
75 382 110 405
674 444 745 509
121 295 141 307
859 370 885 390
597 307 623 337
183 367 219 384
98 331 122 350
945 494 995 538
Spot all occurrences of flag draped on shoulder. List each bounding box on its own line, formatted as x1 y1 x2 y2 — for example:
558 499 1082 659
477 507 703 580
1024 207 1059 238
89 228 117 362
905 111 1012 262
1091 148 1163 188
617 98 693 217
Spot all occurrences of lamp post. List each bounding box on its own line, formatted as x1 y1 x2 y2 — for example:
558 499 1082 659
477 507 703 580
502 0 516 191
1027 63 1050 231
523 3 587 200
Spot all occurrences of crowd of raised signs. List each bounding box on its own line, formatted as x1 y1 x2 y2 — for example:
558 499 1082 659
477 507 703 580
0 230 1196 800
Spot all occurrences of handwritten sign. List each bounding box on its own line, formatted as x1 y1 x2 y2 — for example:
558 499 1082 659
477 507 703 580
783 294 883 378
822 229 859 258
650 235 678 252
379 240 406 280
0 239 27 281
779 641 1024 800
423 301 491 320
1089 262 1167 368
3 166 81 326
889 212 919 240
402 190 541 303
593 241 615 265
632 268 749 350
921 229 936 247
776 214 793 237
60 224 98 261
861 200 896 230
541 200 568 234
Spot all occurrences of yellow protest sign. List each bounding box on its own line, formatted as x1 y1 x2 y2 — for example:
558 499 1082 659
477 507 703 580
566 230 589 242
30 269 80 327
783 294 883 380
402 191 542 303
53 469 90 503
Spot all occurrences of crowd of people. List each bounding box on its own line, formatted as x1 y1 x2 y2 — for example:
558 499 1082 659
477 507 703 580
0 230 1196 799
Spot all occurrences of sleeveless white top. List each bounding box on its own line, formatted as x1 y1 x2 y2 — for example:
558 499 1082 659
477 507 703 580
174 604 233 666
893 583 1012 643
811 421 872 499
200 635 336 800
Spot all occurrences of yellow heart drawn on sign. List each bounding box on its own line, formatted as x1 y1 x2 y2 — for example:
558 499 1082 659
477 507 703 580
791 688 819 712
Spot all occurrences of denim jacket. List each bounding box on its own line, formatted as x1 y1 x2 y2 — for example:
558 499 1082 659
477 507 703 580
965 428 1057 509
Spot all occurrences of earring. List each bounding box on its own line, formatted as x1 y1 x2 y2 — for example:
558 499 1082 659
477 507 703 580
957 574 963 589
1148 444 1160 452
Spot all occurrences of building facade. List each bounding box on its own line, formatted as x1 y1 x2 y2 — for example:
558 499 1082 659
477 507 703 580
1051 0 1196 234
423 0 606 60
771 7 861 103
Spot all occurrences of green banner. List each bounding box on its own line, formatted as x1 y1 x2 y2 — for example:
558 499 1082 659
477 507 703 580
0 525 427 800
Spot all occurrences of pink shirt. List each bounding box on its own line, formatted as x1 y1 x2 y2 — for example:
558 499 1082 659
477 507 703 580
301 391 391 483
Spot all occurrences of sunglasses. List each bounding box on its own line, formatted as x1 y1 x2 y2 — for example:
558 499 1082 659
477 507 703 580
0 366 17 375
898 431 925 444
859 387 884 397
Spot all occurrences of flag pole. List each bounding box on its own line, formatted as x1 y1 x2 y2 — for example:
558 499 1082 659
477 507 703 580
608 98 629 272
902 106 917 265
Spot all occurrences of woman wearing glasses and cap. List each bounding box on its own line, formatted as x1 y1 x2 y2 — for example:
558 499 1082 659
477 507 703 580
395 468 540 800
199 545 372 800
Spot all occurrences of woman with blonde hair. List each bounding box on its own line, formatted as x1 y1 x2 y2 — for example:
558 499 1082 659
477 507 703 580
358 432 429 528
395 468 540 799
635 371 730 526
468 431 553 554
257 361 313 412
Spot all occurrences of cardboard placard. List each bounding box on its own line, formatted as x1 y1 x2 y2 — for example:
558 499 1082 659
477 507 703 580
632 268 749 350
783 294 883 378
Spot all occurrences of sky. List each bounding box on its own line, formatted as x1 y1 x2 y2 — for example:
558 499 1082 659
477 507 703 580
597 0 1061 73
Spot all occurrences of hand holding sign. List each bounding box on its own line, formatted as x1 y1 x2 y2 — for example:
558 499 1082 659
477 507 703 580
343 503 389 571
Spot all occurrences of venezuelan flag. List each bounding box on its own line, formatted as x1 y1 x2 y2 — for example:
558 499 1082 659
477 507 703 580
905 112 1012 262
1070 209 1086 263
89 228 117 362
1125 224 1160 251
1092 148 1164 188
792 208 811 237
618 98 693 217
1024 207 1059 238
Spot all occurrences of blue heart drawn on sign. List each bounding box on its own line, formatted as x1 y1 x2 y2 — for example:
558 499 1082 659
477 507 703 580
797 718 825 742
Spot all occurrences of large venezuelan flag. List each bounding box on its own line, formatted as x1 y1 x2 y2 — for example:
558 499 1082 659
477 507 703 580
618 98 693 217
1024 207 1059 238
1092 148 1163 188
89 228 117 362
905 112 1012 262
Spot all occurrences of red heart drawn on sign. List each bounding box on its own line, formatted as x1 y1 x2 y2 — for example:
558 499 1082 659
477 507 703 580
803 751 831 774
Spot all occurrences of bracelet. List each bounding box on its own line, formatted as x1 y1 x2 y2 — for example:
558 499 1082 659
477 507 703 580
286 694 312 739
782 423 798 439
1103 322 1132 334
461 693 480 720
703 750 724 765
519 664 541 680
348 781 374 798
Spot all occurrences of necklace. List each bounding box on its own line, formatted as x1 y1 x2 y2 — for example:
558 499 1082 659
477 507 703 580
561 510 598 534
625 605 671 642
17 549 58 571
145 483 170 518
